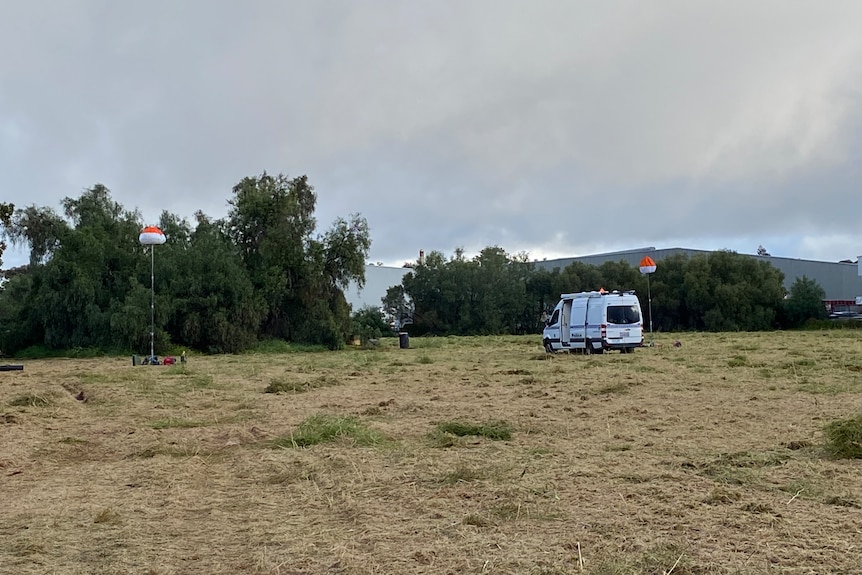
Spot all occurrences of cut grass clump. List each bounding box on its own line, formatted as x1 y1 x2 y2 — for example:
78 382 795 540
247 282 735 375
587 543 690 575
271 414 386 448
691 450 788 485
434 420 512 441
93 507 122 525
265 374 340 394
150 417 208 429
8 393 52 407
824 495 861 508
597 382 630 395
702 487 741 505
129 444 203 458
823 413 862 459
462 514 489 527
439 465 486 484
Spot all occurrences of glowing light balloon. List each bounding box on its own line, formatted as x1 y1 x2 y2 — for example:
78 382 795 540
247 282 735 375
639 256 656 275
139 226 166 362
139 226 166 245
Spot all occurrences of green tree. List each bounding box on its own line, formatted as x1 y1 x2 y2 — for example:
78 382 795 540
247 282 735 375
399 247 536 335
525 267 556 330
351 305 390 344
680 251 784 331
158 211 265 353
647 254 689 331
0 272 39 353
783 275 827 328
0 202 13 268
401 250 455 334
382 284 413 330
226 173 370 348
7 205 69 265
1 185 142 352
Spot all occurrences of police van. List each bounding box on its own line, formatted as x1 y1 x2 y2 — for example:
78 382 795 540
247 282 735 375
542 290 644 354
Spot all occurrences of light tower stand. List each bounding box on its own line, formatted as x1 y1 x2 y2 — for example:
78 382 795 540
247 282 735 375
149 244 155 361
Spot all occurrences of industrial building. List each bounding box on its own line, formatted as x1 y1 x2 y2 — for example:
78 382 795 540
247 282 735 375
534 247 862 314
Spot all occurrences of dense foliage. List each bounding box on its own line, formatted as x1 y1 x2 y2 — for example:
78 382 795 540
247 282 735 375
0 181 835 356
782 275 828 328
0 176 370 355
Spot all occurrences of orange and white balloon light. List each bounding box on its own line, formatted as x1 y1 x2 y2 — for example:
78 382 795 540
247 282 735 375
139 226 166 246
639 256 656 275
638 256 656 346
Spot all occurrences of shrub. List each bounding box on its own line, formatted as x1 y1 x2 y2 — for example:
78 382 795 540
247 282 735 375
351 306 390 344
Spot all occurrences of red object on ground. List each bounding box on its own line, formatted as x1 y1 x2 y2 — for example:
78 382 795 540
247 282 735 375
163 357 176 365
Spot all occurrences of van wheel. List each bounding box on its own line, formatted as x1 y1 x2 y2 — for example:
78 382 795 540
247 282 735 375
543 340 553 353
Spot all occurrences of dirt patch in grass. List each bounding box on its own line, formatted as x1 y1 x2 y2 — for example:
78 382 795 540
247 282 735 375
1 333 862 574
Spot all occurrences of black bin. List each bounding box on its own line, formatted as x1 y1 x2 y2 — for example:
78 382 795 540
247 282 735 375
398 332 410 349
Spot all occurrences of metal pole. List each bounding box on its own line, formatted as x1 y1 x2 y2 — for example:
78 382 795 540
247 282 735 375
150 245 155 361
647 272 654 347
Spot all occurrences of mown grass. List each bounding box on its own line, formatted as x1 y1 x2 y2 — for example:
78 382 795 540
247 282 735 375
248 339 329 354
4 331 862 575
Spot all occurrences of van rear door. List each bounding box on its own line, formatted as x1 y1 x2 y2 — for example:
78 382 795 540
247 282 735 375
604 298 643 347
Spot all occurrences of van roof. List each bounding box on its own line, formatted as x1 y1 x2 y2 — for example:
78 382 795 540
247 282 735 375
560 290 636 299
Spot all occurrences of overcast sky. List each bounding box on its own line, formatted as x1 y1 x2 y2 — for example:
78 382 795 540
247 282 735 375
2 1 861 268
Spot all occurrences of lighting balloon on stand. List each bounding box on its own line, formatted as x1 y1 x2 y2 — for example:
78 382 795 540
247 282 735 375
639 256 657 347
139 226 166 363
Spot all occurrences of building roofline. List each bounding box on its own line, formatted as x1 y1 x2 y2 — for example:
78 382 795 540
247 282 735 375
543 246 858 267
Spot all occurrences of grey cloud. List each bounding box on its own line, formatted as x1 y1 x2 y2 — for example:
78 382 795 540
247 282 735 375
2 0 861 269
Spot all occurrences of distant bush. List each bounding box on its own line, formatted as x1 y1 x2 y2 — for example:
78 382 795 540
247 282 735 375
351 306 390 344
14 346 107 359
803 319 862 331
824 414 862 459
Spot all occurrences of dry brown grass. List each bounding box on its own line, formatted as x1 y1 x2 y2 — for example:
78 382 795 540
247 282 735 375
2 332 862 574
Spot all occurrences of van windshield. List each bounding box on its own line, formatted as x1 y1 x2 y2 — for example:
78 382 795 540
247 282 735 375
607 305 640 325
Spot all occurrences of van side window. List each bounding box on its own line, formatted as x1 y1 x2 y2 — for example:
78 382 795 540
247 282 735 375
607 305 641 324
548 309 560 326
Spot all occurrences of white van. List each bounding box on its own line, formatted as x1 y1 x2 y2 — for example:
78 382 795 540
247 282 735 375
542 290 644 354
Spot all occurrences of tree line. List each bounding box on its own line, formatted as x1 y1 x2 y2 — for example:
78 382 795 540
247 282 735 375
0 174 370 355
1 179 830 356
382 248 828 336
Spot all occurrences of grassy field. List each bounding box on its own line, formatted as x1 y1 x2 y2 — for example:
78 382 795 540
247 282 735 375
2 332 861 574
